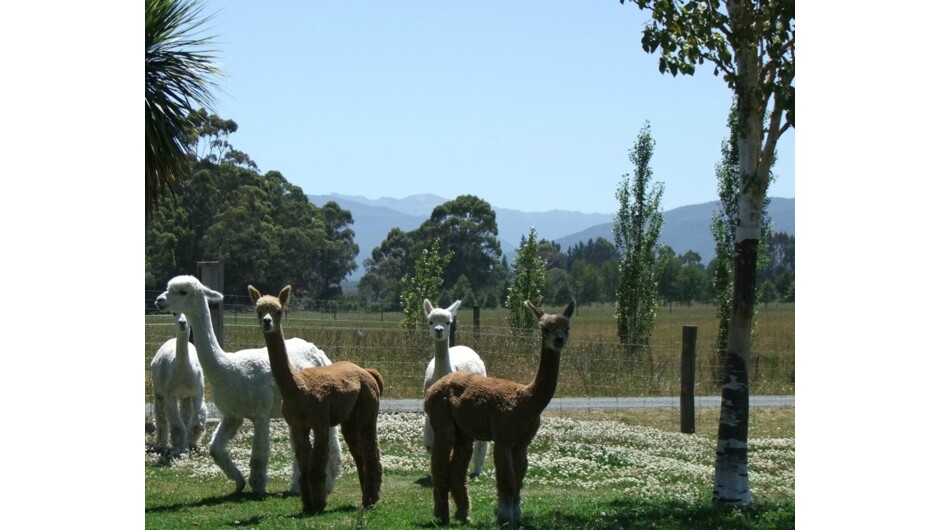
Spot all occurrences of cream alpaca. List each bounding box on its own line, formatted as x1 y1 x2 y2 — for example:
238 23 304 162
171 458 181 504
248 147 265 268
421 299 488 477
154 275 342 495
150 312 207 454
425 300 574 526
250 285 383 514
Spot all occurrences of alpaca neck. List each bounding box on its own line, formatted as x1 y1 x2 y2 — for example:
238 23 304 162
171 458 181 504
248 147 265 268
261 327 302 401
432 338 453 378
175 330 191 364
185 299 231 379
525 346 561 413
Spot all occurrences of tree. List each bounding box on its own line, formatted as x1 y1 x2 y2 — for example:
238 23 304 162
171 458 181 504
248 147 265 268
359 228 414 309
506 227 548 332
614 121 664 355
145 0 220 217
621 0 795 506
415 195 502 294
400 238 452 330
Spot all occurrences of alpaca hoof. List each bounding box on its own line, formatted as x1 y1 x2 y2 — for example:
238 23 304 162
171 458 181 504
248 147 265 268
234 479 246 494
303 502 326 515
468 471 480 479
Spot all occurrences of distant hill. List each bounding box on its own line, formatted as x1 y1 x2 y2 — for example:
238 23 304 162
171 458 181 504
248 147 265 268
307 194 795 279
553 197 795 264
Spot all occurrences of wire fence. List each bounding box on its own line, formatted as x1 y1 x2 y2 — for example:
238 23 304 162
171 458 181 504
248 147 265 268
144 293 795 405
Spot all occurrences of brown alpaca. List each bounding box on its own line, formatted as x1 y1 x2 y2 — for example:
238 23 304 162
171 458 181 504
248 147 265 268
425 300 574 526
249 285 384 514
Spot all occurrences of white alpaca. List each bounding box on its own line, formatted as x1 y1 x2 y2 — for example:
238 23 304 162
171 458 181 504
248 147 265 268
150 312 207 454
422 299 488 477
154 275 343 495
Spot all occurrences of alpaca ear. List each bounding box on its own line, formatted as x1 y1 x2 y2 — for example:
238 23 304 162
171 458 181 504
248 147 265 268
447 300 461 316
423 299 434 317
563 300 575 319
279 285 292 306
525 300 543 319
204 285 224 303
248 285 261 303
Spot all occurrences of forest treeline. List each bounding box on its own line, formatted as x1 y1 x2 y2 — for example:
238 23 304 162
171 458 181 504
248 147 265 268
145 112 794 309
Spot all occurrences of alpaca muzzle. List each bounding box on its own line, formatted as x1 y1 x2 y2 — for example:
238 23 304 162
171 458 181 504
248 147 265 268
262 315 274 332
155 296 168 312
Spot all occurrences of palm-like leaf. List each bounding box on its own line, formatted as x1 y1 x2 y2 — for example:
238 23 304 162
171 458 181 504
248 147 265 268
145 0 220 216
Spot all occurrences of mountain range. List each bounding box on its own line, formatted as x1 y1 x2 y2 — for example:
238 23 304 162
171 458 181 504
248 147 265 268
306 193 795 280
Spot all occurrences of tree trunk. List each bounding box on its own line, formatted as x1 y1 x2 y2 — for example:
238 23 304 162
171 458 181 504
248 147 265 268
713 3 764 504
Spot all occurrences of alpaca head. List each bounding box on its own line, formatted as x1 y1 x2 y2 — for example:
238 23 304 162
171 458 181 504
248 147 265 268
526 300 575 353
248 285 291 335
175 313 189 334
155 275 224 315
423 299 460 342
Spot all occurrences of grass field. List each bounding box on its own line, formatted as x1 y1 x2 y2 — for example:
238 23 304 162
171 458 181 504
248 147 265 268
144 302 795 402
144 301 795 528
145 408 795 529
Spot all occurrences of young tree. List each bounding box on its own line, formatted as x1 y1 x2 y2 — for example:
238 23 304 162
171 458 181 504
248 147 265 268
506 227 547 332
145 0 220 217
614 121 664 356
400 238 452 330
621 0 795 506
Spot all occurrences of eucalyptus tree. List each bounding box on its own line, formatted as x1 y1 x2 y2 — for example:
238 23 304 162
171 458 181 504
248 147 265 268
621 0 795 506
145 0 220 216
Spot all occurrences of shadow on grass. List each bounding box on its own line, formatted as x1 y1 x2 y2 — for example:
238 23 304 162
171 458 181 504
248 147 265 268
518 497 795 530
414 475 433 488
145 491 267 514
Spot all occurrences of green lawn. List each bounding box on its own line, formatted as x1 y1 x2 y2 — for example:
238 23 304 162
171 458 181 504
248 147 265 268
146 410 794 529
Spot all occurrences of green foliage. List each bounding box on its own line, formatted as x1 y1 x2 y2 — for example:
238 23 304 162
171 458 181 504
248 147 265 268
399 238 452 330
145 0 220 216
145 114 358 298
364 195 505 309
614 122 664 353
506 227 547 331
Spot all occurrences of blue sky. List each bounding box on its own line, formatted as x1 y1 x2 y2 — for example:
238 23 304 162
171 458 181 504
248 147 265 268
201 0 794 214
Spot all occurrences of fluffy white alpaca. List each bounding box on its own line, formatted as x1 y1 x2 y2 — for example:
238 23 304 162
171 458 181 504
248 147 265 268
154 275 343 495
150 312 208 454
422 299 489 477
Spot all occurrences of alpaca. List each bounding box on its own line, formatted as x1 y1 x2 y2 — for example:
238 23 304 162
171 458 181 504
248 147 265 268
421 299 488 477
250 284 383 513
154 275 343 495
150 312 207 454
424 300 575 526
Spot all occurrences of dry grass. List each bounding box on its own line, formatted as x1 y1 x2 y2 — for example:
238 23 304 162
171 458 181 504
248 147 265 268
144 302 795 402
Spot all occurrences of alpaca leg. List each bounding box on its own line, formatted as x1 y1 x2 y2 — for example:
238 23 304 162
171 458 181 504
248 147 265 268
493 443 517 525
423 416 434 452
153 393 168 448
289 426 315 513
469 440 488 478
166 398 188 453
343 411 382 508
306 425 332 513
248 419 271 495
449 431 475 523
209 416 246 493
187 396 208 451
325 426 343 494
429 424 455 524
510 446 529 524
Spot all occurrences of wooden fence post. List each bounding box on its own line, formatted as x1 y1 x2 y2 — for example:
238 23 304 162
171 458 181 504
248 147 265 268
473 305 481 332
197 260 224 349
450 314 458 345
680 325 697 434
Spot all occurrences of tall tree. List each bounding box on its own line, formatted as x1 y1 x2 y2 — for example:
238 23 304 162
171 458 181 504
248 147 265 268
400 238 452 330
359 228 414 309
415 195 502 294
145 0 220 217
614 121 664 356
621 0 795 506
506 227 547 331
